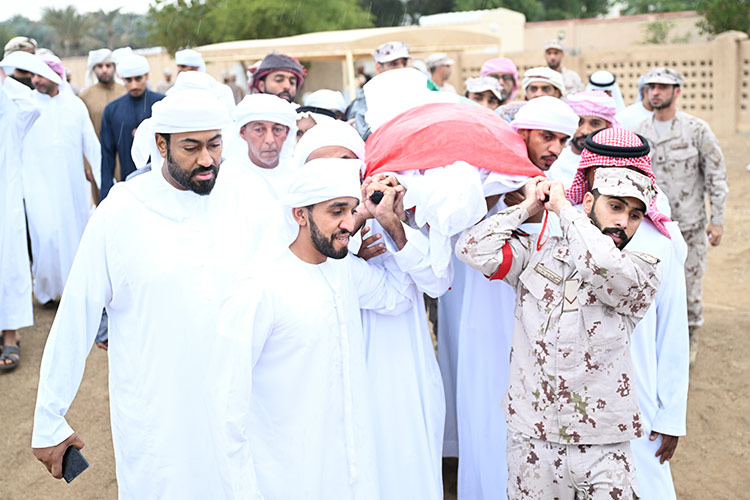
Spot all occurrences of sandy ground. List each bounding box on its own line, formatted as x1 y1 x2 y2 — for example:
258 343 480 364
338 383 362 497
1 135 748 499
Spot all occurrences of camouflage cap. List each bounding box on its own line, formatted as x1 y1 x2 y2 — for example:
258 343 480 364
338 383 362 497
543 39 564 52
426 52 454 69
643 67 684 86
465 76 505 101
593 167 656 208
372 42 410 63
4 36 37 57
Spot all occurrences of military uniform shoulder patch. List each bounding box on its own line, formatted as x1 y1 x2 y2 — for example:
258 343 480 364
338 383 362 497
629 251 660 265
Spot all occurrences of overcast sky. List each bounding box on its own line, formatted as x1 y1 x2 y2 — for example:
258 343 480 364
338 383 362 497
3 1 154 22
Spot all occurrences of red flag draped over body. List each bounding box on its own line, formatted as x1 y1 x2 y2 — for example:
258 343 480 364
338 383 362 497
365 102 544 178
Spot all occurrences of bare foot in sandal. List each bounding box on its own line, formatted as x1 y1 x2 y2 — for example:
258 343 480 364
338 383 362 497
0 330 21 371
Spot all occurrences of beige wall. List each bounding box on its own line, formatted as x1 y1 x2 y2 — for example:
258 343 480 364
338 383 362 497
460 31 750 136
419 8 526 53
524 11 709 54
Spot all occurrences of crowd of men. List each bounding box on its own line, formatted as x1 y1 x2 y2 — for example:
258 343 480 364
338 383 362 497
0 33 729 500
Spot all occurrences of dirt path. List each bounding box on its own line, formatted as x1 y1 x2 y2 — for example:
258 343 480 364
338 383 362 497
1 136 748 499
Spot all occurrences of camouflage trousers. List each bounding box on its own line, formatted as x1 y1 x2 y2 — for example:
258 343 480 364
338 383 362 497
506 430 639 500
682 227 708 328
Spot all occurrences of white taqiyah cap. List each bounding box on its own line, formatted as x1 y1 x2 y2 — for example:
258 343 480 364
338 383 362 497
511 95 579 137
117 54 149 78
0 50 62 85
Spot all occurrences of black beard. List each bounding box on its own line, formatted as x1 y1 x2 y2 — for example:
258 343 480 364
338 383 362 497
97 74 114 84
166 148 218 195
650 93 674 110
10 75 34 89
309 214 349 259
590 208 630 249
651 98 673 110
276 90 293 102
571 135 586 153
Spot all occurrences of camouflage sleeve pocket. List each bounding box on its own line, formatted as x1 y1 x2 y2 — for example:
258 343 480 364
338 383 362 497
518 265 563 312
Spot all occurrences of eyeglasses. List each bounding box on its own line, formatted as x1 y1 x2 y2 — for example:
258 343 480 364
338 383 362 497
491 73 515 83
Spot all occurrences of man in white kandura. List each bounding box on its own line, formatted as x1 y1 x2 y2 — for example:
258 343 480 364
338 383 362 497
19 51 100 304
213 158 430 499
0 60 40 371
32 89 273 499
229 93 298 198
296 121 448 499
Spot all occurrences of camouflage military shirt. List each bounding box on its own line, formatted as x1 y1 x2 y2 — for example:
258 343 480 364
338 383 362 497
561 66 584 97
636 110 729 231
456 204 660 445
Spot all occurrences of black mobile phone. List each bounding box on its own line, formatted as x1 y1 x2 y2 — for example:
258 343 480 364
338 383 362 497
62 446 89 483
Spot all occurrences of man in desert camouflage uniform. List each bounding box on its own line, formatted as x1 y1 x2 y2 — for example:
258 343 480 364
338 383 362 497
543 39 584 97
635 67 728 365
456 163 661 499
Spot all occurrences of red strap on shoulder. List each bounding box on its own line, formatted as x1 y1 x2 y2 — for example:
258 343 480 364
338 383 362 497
488 241 513 281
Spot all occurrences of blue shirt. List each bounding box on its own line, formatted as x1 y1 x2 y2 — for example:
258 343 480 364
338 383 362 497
99 89 165 200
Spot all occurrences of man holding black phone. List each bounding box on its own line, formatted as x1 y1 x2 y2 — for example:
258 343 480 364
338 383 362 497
31 88 273 498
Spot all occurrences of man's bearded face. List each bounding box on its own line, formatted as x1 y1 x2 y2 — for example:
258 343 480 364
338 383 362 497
520 129 569 170
571 116 611 155
587 193 645 250
258 70 298 102
166 146 218 195
162 131 223 195
647 83 678 110
94 62 115 84
545 49 563 70
309 212 350 259
305 198 358 260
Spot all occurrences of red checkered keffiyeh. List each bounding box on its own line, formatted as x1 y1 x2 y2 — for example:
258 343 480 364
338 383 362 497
566 127 672 238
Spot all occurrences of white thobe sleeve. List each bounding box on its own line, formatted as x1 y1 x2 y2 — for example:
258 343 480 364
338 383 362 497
31 211 112 448
350 251 414 316
391 223 452 298
211 278 268 499
1 79 40 137
651 234 690 436
77 98 102 189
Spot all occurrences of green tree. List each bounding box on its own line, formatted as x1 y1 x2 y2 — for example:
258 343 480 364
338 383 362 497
205 0 373 42
697 0 750 36
0 23 18 46
148 0 373 54
113 13 152 49
542 0 610 19
93 8 122 49
147 0 216 55
620 0 695 15
404 0 455 22
359 0 408 27
642 20 675 44
3 15 56 51
41 6 94 56
454 0 542 21
453 0 608 21
86 10 151 50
